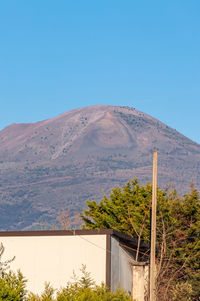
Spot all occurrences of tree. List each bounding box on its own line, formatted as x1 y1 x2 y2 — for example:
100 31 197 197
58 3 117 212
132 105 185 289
0 243 15 277
81 179 200 300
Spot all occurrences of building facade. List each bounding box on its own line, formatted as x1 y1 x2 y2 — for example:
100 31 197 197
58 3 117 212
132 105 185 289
0 229 149 299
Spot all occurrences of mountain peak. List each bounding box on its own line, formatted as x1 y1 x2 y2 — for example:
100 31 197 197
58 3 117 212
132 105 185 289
0 105 199 230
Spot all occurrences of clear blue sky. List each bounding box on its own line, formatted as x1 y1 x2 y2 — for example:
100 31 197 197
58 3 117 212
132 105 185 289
0 0 200 143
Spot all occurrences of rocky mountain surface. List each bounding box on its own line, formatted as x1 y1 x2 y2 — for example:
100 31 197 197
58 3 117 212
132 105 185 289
0 105 200 230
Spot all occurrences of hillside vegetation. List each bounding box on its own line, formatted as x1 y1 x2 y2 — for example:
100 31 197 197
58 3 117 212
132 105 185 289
0 105 200 230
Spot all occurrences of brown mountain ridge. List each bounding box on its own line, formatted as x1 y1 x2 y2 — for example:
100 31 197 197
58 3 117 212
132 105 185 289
0 105 200 230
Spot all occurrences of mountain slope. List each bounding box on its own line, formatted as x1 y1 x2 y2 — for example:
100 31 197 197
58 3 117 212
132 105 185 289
0 105 200 230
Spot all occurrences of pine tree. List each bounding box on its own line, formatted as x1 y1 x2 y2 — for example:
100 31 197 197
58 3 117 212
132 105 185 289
81 179 200 300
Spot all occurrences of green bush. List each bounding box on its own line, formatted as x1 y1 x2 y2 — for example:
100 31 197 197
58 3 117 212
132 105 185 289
27 265 132 301
0 265 132 301
0 270 27 301
171 281 192 301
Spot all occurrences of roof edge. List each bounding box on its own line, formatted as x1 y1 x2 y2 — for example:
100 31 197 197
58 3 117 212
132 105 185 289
0 229 114 237
0 229 149 250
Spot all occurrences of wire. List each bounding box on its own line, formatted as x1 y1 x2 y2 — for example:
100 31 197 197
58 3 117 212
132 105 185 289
76 233 149 263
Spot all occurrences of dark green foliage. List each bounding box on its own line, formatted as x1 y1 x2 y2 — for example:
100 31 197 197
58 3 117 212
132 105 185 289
81 179 200 300
171 281 192 301
81 179 153 242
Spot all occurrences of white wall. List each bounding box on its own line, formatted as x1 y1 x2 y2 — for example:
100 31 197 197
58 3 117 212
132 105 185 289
0 234 106 294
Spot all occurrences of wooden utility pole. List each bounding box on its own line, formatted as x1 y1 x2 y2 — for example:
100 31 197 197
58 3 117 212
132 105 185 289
149 150 158 301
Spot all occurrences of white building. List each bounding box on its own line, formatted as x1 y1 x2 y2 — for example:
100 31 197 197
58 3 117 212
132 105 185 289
0 229 149 300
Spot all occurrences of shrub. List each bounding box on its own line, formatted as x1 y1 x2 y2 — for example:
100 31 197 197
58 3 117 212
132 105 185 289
27 265 132 301
0 270 27 301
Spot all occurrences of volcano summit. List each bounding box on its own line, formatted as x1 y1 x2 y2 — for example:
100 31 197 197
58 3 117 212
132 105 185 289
0 105 199 230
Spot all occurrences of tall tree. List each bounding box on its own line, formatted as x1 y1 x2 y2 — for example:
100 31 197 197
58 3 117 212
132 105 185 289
81 179 200 300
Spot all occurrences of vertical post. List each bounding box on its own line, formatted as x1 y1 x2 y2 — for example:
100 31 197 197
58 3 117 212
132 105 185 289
150 150 157 301
106 234 111 289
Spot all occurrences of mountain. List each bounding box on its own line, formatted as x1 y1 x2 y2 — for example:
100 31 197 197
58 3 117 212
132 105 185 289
0 105 200 230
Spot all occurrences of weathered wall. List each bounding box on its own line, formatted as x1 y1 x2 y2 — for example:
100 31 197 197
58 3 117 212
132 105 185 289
0 234 106 294
110 236 133 295
132 265 149 301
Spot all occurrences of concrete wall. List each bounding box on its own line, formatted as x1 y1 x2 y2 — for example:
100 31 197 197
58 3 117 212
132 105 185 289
132 265 149 301
110 236 133 295
0 234 106 294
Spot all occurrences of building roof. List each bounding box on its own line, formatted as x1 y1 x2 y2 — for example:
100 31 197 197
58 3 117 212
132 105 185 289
0 228 149 252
